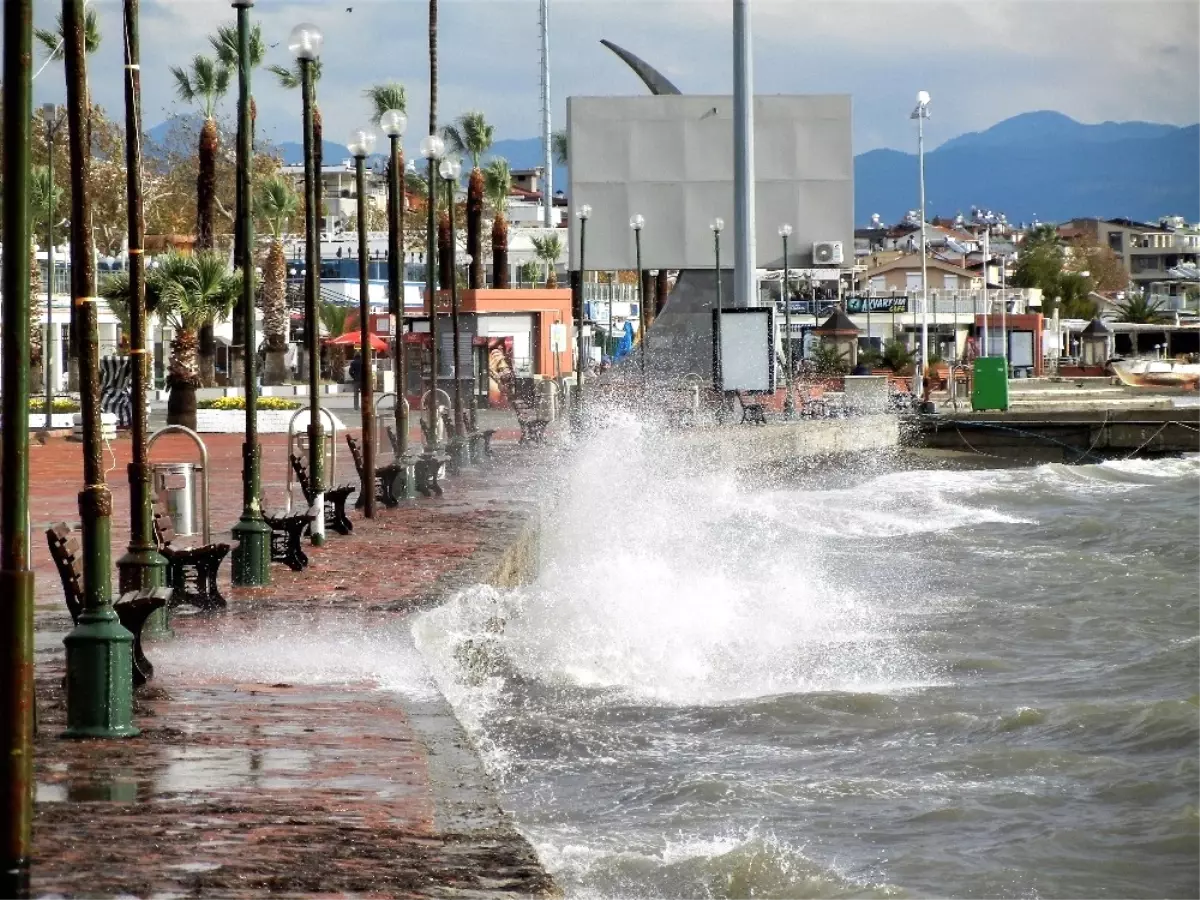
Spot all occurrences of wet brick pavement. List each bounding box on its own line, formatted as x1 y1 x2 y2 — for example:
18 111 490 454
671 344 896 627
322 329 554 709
28 427 558 898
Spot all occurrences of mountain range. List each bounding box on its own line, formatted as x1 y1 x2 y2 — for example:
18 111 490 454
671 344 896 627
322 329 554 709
153 111 1198 227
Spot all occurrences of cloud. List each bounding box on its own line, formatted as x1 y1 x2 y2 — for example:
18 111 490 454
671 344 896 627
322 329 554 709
31 0 1199 157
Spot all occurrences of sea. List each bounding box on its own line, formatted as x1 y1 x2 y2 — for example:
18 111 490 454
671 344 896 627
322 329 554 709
412 418 1200 899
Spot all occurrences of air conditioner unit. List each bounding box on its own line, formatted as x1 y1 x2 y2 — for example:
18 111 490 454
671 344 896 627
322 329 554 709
812 241 844 265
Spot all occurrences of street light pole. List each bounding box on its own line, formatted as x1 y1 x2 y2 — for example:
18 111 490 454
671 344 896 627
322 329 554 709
62 0 138 739
291 23 325 543
712 218 724 395
780 223 793 418
439 155 468 467
630 214 645 376
380 109 408 461
42 106 61 438
350 126 377 516
574 204 591 422
116 0 169 602
230 0 270 583
911 90 931 386
419 133 445 455
1 0 36 891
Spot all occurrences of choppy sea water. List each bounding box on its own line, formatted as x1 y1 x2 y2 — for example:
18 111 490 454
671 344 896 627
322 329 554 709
413 424 1200 899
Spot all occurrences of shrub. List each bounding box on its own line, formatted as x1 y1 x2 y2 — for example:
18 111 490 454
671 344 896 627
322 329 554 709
197 396 300 411
29 397 81 413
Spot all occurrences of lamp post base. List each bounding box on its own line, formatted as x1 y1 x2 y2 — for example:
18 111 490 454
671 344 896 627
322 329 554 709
116 547 170 640
448 436 470 474
63 605 139 739
231 515 272 586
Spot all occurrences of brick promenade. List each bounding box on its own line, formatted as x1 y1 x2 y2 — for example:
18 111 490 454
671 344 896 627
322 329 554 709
27 425 557 898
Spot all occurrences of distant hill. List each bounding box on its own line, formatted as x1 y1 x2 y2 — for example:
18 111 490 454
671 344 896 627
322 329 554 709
856 112 1199 225
146 110 1198 223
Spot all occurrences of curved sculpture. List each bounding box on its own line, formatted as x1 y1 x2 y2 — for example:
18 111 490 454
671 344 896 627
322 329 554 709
599 39 682 96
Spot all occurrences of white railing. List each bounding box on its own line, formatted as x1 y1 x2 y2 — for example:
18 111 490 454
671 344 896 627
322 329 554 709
583 283 639 305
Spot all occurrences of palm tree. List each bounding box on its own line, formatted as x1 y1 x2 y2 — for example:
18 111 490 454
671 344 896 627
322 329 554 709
268 59 325 185
442 112 494 289
484 159 511 288
811 339 850 376
318 300 351 381
102 251 240 429
365 81 407 125
256 176 299 384
552 129 568 166
1113 294 1168 324
34 8 101 61
29 166 63 388
171 54 231 386
530 233 563 288
209 21 264 123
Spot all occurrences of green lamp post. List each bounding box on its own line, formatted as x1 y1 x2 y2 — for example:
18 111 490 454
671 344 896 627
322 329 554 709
1 0 35 892
630 214 646 376
780 222 794 418
231 0 271 582
349 125 378 516
380 108 410 465
419 132 444 460
439 154 469 469
62 0 138 739
291 22 327 544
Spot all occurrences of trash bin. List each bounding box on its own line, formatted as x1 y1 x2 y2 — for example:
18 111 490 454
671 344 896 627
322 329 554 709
153 462 199 536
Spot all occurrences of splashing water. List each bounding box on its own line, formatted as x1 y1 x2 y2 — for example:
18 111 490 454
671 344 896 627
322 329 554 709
413 425 1199 899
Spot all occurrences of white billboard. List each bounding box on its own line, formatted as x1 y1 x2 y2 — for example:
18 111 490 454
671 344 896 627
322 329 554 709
715 308 776 393
567 94 853 272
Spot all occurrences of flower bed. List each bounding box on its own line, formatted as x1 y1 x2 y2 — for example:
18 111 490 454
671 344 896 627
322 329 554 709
198 396 301 411
194 408 346 434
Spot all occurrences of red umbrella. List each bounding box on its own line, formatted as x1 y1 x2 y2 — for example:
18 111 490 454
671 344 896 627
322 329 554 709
326 331 388 352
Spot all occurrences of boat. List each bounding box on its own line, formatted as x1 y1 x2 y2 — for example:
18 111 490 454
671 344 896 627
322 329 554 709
1110 358 1200 389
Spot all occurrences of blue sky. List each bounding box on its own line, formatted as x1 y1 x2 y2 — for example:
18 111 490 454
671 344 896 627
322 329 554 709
31 0 1200 156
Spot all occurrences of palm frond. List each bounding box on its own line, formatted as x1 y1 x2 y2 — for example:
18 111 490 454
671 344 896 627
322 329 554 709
256 175 299 238
552 130 568 166
35 8 100 63
442 112 493 170
365 82 407 121
268 58 322 91
531 233 563 262
483 158 512 213
210 21 264 70
170 66 197 104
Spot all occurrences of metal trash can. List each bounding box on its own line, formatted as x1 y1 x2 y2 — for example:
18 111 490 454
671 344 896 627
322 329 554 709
153 462 199 536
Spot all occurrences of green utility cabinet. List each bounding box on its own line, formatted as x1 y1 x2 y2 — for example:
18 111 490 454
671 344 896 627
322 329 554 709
971 356 1009 411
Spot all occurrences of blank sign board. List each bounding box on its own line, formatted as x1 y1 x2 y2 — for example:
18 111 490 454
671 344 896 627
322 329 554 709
567 94 853 271
714 308 775 393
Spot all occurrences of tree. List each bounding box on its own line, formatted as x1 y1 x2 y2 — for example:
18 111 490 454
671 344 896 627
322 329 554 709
364 81 409 275
171 55 232 387
484 158 511 288
530 233 563 288
443 112 494 288
268 59 325 187
256 176 299 384
811 339 850 375
552 129 568 166
1057 272 1099 320
1012 224 1069 315
209 21 265 123
1113 294 1168 324
880 339 915 374
101 251 239 429
318 300 351 380
1065 235 1128 294
29 166 64 385
34 8 100 61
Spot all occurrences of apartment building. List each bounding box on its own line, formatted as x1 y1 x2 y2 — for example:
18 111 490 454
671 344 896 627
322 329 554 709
1062 217 1200 305
279 158 389 233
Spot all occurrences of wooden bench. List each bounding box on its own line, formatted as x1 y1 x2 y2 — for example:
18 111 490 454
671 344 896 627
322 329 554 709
262 505 313 571
46 523 172 687
151 499 230 611
737 392 768 425
290 453 356 535
504 383 549 445
345 433 402 509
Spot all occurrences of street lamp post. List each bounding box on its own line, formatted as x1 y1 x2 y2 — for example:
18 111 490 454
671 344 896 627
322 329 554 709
349 126 377 516
116 0 169 605
911 90 931 388
1 0 36 891
41 105 63 438
574 203 591 424
630 214 645 376
290 22 326 544
230 0 270 583
62 0 138 739
779 223 793 418
712 217 724 396
439 155 468 468
419 133 444 456
380 108 408 462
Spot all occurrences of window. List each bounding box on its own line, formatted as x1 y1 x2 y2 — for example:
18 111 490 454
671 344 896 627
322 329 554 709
943 273 959 289
1107 232 1124 253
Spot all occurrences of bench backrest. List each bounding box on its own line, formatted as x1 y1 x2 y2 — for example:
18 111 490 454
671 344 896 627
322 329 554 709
45 523 84 623
345 433 364 477
385 425 399 454
289 453 315 502
151 495 177 550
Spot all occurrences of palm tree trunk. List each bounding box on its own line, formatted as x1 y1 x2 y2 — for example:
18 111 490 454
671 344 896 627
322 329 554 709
29 244 45 390
313 105 323 207
263 239 289 384
491 215 509 289
438 210 453 290
197 116 219 386
167 327 200 430
466 168 483 289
